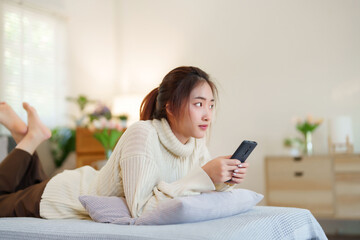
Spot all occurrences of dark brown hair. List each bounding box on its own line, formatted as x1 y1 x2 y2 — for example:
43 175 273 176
140 66 218 121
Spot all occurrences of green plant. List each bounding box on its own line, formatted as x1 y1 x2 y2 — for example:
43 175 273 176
284 115 323 154
283 137 304 149
93 129 123 159
66 95 95 111
49 127 76 167
67 95 96 127
296 117 322 136
119 114 128 121
89 117 124 159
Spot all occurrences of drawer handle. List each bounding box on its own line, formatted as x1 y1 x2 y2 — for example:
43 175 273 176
293 156 302 162
294 171 303 177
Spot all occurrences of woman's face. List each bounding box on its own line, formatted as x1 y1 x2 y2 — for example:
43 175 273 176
168 82 215 144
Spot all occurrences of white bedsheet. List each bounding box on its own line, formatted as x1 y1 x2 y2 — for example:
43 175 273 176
0 206 327 240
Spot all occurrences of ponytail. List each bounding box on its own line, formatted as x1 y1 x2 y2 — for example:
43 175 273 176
140 88 158 120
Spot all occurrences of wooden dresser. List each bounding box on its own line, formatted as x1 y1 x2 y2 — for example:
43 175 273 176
265 154 360 219
76 127 106 168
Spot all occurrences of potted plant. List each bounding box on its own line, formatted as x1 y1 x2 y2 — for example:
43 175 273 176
284 115 323 155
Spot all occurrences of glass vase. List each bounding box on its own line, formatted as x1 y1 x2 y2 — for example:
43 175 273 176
304 131 313 155
105 149 113 160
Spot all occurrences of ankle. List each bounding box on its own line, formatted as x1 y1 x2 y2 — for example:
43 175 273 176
15 136 39 155
32 130 50 141
15 145 34 156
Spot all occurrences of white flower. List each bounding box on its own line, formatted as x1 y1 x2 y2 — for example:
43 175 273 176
108 119 117 129
92 119 102 129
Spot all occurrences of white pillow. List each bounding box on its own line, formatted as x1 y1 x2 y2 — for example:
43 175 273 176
79 189 263 225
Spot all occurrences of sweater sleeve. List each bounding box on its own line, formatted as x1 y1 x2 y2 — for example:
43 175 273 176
120 155 215 218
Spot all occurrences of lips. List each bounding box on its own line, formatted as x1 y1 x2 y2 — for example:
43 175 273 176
199 125 208 130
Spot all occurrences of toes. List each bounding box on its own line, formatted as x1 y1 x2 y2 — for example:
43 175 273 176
23 102 30 110
23 102 36 113
0 102 8 108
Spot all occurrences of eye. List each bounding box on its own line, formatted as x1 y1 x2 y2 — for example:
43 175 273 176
195 102 202 107
209 104 215 109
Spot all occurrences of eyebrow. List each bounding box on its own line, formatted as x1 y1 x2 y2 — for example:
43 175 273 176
193 96 215 102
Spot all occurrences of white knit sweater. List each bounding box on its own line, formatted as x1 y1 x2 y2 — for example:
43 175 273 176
40 118 233 219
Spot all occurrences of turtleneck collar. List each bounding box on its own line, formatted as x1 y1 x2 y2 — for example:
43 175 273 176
152 118 195 157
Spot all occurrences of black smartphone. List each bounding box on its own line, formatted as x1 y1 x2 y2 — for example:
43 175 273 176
231 140 257 163
225 140 257 183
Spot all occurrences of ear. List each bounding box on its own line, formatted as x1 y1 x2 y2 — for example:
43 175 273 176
165 103 174 118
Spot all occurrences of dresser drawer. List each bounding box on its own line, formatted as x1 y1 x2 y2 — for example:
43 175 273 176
266 156 333 190
334 155 360 173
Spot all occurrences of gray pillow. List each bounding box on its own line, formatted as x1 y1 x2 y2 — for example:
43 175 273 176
79 195 134 225
79 189 263 225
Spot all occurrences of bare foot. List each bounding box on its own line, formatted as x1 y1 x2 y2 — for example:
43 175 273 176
0 102 27 143
23 102 51 141
15 103 51 155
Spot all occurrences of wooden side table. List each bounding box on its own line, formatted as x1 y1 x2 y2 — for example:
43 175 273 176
265 154 360 219
265 155 334 218
76 127 106 168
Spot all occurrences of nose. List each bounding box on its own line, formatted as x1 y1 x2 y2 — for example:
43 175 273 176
202 108 211 122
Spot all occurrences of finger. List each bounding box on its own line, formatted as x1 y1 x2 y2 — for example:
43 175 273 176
223 155 232 159
242 162 249 167
226 165 240 171
226 163 249 172
231 173 246 179
227 162 250 171
237 162 249 168
235 177 245 183
225 159 241 166
228 177 244 184
231 168 247 174
227 168 244 179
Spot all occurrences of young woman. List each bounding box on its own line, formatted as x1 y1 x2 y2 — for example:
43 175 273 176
0 66 249 219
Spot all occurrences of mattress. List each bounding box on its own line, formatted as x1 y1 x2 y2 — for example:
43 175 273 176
0 206 327 240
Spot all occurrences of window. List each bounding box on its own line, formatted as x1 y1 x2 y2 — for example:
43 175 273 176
0 0 67 133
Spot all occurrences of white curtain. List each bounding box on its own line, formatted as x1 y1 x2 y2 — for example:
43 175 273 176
0 0 67 133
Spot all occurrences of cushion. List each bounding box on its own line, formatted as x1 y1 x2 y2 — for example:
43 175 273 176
79 195 134 225
79 188 263 225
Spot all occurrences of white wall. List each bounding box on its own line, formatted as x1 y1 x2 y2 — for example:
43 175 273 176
64 0 117 106
115 0 360 195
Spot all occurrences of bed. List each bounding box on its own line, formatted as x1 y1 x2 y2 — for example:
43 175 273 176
0 206 327 240
0 136 327 239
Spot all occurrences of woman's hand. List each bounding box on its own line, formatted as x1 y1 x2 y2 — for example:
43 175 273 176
202 155 249 184
227 161 249 185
